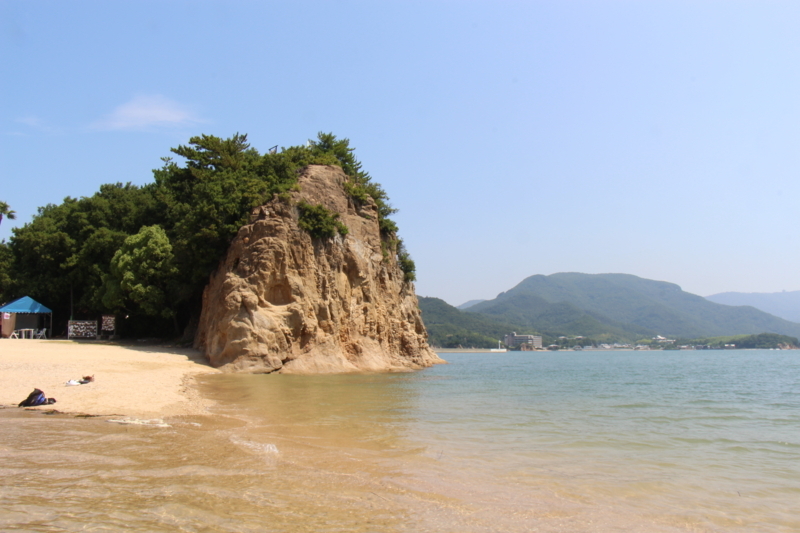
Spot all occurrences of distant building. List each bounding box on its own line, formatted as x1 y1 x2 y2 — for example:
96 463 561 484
504 332 543 349
653 335 675 344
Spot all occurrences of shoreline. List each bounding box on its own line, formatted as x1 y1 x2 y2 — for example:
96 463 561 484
7 342 783 418
0 340 221 419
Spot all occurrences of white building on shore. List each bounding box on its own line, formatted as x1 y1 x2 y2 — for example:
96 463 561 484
504 332 543 349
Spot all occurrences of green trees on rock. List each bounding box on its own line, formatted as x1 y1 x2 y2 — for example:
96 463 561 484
396 240 416 282
310 133 398 235
3 133 415 337
297 202 348 239
306 133 415 279
153 133 273 304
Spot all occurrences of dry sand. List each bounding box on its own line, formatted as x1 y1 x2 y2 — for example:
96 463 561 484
0 339 221 418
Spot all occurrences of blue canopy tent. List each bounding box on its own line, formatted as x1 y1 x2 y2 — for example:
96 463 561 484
0 296 53 338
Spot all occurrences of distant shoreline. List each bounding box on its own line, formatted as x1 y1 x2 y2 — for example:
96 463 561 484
434 347 797 353
433 348 640 353
435 348 507 353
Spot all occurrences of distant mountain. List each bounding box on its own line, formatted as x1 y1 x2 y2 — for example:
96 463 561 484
457 299 485 310
706 291 800 323
418 297 522 348
464 273 800 341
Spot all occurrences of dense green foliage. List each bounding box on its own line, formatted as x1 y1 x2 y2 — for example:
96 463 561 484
6 183 158 325
297 202 348 238
153 133 315 297
102 225 179 324
0 242 12 298
2 133 409 338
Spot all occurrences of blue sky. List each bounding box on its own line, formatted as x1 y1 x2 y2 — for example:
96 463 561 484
2 1 799 307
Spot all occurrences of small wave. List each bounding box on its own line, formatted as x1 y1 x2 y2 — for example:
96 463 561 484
107 418 171 428
230 436 279 454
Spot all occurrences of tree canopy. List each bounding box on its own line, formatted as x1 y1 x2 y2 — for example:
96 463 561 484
102 225 178 323
1 133 412 338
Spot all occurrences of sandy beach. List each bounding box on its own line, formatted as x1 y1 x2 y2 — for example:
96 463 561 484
0 339 220 418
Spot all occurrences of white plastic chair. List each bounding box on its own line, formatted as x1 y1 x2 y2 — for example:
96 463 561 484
9 330 19 339
35 328 47 339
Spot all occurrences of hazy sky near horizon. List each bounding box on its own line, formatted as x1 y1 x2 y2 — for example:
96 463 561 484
2 1 799 307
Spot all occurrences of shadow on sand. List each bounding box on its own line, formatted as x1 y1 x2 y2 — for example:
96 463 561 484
57 339 215 368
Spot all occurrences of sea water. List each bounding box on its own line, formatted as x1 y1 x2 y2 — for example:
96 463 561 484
1 350 799 532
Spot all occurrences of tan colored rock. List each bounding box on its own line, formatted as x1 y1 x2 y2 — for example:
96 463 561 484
194 165 444 373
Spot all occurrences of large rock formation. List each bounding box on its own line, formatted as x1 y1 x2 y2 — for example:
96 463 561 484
194 165 444 373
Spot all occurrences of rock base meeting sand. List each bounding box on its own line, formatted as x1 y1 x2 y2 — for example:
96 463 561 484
0 340 220 418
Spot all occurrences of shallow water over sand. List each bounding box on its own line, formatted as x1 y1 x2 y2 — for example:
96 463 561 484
2 350 799 532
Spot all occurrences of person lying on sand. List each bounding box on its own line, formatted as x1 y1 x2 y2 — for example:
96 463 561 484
65 375 95 386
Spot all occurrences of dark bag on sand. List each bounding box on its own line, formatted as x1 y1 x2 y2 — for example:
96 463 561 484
18 388 55 407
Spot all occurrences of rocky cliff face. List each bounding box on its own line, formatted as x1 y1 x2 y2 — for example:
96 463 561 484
194 165 444 373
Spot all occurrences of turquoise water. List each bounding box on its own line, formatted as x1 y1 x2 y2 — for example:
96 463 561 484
200 349 800 531
2 350 799 532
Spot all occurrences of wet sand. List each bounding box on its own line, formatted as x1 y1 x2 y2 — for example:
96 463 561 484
0 340 220 418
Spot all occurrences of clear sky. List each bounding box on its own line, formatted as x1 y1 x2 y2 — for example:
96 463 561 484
2 1 799 307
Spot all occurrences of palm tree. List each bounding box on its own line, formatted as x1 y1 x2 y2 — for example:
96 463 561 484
0 201 16 227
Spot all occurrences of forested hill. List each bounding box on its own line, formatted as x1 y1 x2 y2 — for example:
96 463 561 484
465 273 800 340
418 296 521 348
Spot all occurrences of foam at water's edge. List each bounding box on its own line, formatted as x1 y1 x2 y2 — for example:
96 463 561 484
107 418 171 428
